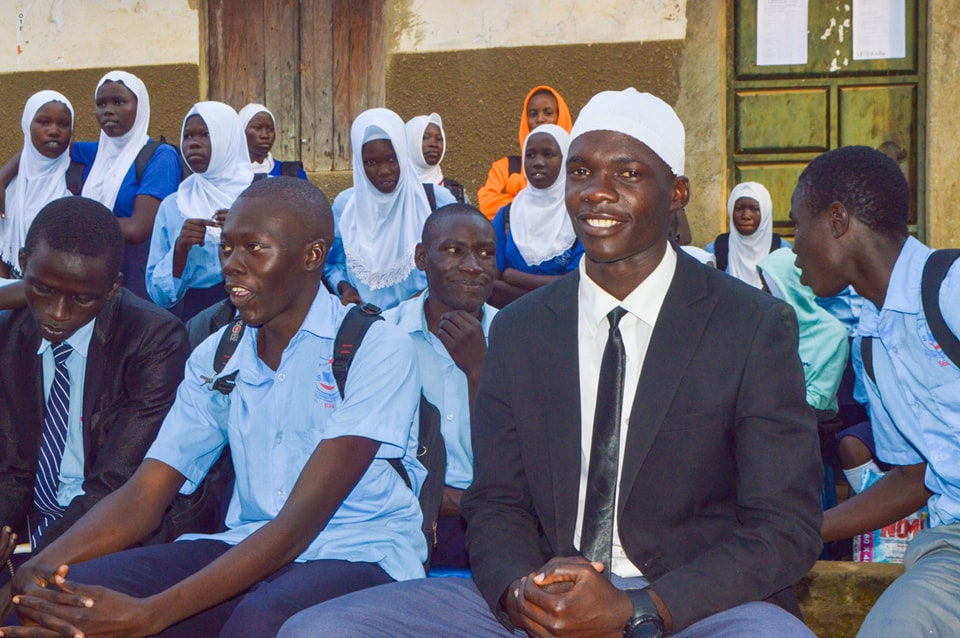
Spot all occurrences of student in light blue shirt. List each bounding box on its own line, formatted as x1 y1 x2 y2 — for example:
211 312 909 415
792 145 960 637
383 204 497 568
324 108 456 311
5 177 426 638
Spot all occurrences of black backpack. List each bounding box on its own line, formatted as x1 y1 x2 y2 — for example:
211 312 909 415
861 249 960 383
713 232 782 272
209 303 447 571
66 136 192 196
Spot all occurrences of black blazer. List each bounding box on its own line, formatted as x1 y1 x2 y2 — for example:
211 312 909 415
462 250 823 632
0 290 220 550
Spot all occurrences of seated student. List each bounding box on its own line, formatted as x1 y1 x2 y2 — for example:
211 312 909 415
477 85 573 220
238 103 308 180
146 101 253 321
383 203 498 569
3 177 427 638
278 88 821 638
489 124 583 308
0 91 74 279
0 197 194 594
791 146 960 636
325 108 456 311
706 181 789 288
405 113 468 204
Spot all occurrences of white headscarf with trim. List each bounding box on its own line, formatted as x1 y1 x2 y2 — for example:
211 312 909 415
1 91 74 268
238 103 275 175
404 113 444 185
509 124 575 266
341 108 432 290
81 71 150 210
177 102 253 242
727 181 774 288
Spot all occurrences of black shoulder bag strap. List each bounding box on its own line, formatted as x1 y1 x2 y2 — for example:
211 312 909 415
715 233 730 272
280 161 304 178
211 317 246 394
422 183 438 213
331 304 410 486
503 202 512 237
134 138 164 184
921 249 960 369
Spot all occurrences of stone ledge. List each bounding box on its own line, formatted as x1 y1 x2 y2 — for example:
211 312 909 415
796 560 904 638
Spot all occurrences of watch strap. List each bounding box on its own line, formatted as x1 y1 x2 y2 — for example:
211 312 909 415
622 589 664 638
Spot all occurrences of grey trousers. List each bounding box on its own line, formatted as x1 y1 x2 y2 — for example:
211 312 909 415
858 522 960 637
278 575 814 637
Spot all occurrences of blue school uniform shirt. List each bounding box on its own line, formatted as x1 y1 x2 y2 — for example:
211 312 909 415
145 290 428 580
325 185 456 310
851 236 960 527
72 141 182 300
491 206 583 275
384 292 497 490
145 192 223 308
38 319 95 509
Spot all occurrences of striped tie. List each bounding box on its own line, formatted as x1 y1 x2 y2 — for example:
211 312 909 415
30 341 73 549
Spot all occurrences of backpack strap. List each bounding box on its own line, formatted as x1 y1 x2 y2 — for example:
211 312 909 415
65 161 86 196
210 317 246 395
279 161 303 178
771 232 782 253
503 202 512 237
507 154 522 176
714 233 730 272
423 183 438 213
442 178 466 204
331 304 411 487
921 249 960 368
134 138 164 185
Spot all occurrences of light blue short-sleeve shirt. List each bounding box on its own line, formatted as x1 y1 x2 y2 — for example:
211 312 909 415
146 290 428 580
384 293 497 490
852 237 960 526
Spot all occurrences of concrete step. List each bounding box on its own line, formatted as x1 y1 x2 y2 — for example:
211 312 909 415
796 560 904 637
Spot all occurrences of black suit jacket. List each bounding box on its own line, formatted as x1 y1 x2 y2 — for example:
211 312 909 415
0 290 219 550
462 250 823 632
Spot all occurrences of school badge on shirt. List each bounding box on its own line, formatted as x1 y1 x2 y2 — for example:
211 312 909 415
315 359 339 407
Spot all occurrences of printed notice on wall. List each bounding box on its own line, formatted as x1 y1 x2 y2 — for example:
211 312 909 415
853 0 906 60
756 0 809 66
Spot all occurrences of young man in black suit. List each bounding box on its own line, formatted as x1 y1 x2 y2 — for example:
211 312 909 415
0 198 206 594
278 89 822 638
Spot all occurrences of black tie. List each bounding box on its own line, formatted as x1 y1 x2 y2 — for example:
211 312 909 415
580 306 628 576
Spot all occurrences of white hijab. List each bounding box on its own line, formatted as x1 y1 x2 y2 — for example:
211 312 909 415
341 108 432 290
404 113 444 185
238 103 275 174
727 181 774 288
509 124 575 266
1 91 74 268
177 102 253 242
81 71 150 210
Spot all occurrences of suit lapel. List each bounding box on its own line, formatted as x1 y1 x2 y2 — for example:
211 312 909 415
18 316 45 446
618 255 717 510
81 292 120 465
537 273 583 549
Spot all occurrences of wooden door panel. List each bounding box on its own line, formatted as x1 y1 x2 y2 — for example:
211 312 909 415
736 88 829 153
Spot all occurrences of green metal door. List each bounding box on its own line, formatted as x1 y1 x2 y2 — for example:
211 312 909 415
729 1 926 239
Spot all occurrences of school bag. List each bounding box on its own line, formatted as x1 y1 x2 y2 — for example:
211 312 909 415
713 232 782 272
65 136 192 196
208 303 447 571
251 161 305 182
860 248 960 383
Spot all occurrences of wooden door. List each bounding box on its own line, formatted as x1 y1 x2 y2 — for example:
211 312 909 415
206 0 385 172
729 1 926 239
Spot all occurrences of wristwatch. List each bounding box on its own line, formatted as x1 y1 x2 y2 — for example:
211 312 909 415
622 589 665 638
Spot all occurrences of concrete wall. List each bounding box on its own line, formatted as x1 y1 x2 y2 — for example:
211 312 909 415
0 0 200 159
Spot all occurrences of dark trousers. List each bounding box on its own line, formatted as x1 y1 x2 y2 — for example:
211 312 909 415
64 539 393 638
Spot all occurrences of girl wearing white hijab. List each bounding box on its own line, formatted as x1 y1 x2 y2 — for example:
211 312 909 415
0 91 73 278
707 181 788 288
146 101 253 320
238 103 307 179
325 108 456 311
490 124 583 307
404 113 467 204
72 70 183 299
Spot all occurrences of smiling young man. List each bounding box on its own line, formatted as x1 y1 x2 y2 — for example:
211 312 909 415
277 89 821 638
0 197 193 591
2 177 427 638
382 203 498 568
792 146 960 636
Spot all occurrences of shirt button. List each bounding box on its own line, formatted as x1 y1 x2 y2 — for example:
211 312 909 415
277 373 286 382
276 490 284 498
446 414 454 421
891 347 898 354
